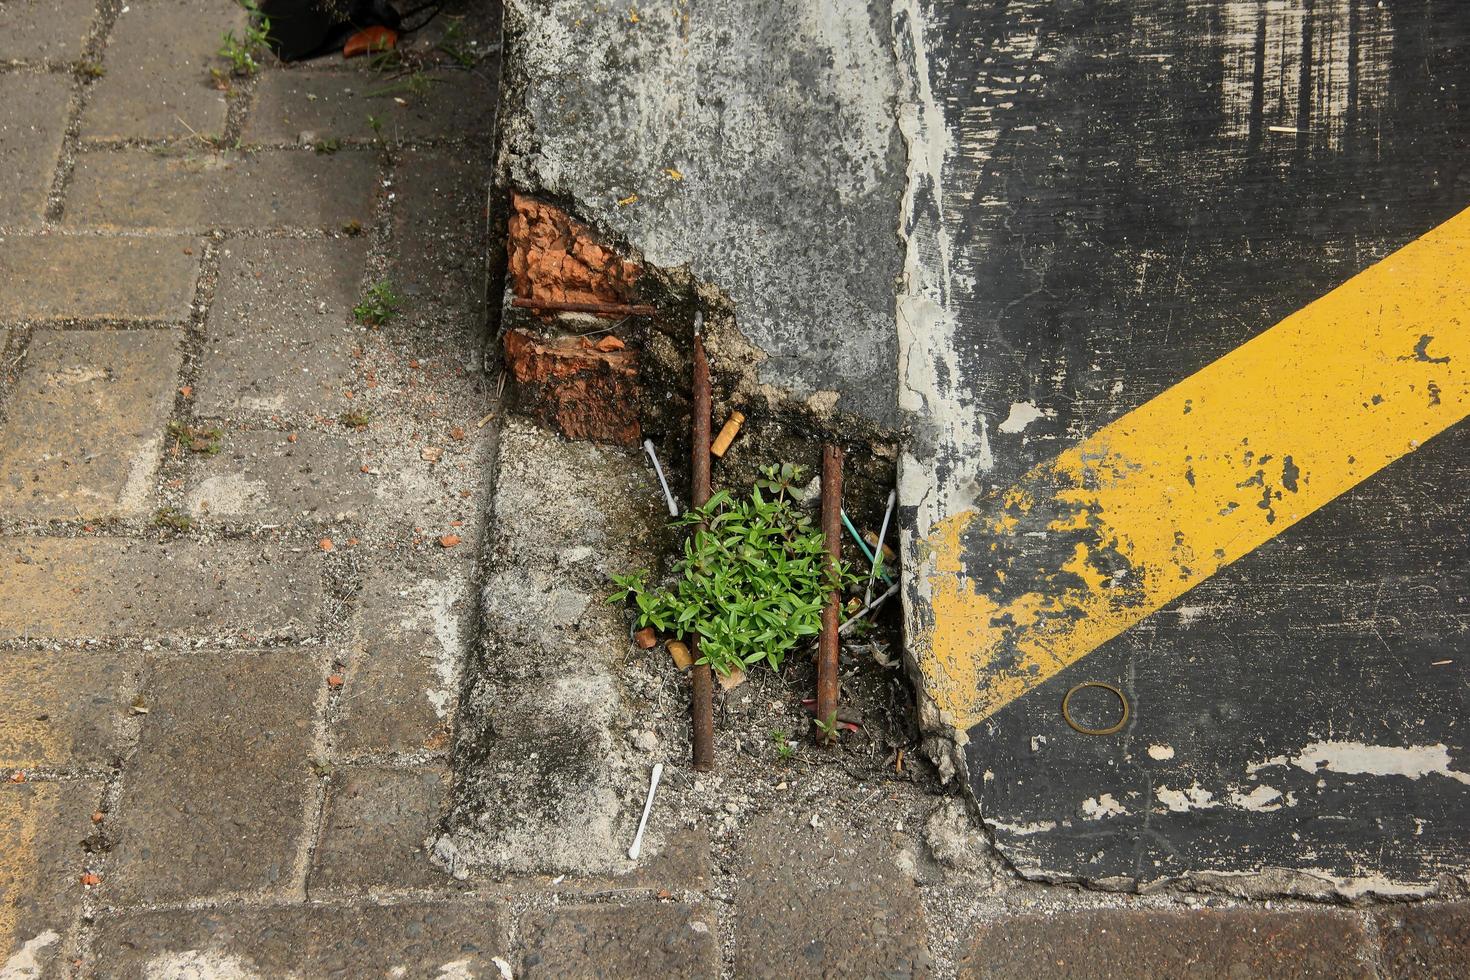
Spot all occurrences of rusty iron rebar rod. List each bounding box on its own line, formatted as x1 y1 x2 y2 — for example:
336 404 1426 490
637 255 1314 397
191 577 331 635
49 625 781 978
816 443 844 743
689 314 716 771
511 297 657 317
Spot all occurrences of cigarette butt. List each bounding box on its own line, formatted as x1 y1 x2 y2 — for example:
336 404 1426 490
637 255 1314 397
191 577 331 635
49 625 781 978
635 626 658 649
667 640 693 670
711 411 745 457
862 531 897 563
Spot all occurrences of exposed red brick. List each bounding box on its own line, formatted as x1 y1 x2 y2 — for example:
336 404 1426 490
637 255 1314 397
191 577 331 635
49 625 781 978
504 329 640 445
507 193 640 312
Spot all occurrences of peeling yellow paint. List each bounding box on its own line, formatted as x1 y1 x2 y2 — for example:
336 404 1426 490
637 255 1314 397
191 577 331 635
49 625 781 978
920 205 1470 729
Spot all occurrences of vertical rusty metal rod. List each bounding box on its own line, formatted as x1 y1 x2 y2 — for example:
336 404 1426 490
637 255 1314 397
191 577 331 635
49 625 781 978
689 314 716 771
816 443 844 742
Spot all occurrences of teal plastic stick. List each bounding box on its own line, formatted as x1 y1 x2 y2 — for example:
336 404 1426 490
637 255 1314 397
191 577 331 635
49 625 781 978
841 509 894 585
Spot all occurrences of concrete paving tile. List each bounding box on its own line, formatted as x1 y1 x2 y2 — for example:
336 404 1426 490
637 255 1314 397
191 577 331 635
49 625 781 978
519 903 719 978
0 73 71 229
0 538 321 643
0 779 103 973
64 147 379 230
0 235 202 322
80 0 240 141
107 649 318 904
0 651 136 768
333 561 475 755
183 429 374 521
955 908 1374 979
392 145 489 327
732 812 932 978
244 69 495 143
0 329 180 520
310 766 458 893
90 900 510 978
195 236 367 415
0 0 98 63
1374 902 1470 978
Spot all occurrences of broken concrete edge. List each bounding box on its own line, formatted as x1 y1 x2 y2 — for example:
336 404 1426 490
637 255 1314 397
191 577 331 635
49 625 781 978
430 416 670 878
886 0 1468 906
495 197 902 529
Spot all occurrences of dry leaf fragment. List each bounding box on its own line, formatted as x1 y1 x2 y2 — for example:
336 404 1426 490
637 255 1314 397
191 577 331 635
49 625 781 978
287 432 298 443
178 385 193 398
327 674 345 689
420 446 443 463
344 25 397 57
595 334 626 352
80 873 101 887
438 534 461 549
450 425 466 441
318 537 335 552
91 811 105 824
8 771 25 783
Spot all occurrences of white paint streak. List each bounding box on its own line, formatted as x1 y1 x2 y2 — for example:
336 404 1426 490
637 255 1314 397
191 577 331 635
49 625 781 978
893 0 992 695
1229 784 1285 812
1250 741 1470 785
1 931 59 980
1155 782 1219 813
997 400 1044 434
1080 793 1126 821
1219 0 1392 151
989 819 1058 836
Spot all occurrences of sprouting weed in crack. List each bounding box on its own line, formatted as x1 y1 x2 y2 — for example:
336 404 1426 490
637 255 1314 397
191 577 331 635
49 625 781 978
608 468 860 678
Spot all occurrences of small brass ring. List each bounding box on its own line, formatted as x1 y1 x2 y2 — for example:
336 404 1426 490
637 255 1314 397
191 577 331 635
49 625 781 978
1061 682 1130 736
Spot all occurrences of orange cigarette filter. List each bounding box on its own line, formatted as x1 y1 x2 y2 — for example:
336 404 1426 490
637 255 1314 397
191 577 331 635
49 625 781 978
710 411 745 458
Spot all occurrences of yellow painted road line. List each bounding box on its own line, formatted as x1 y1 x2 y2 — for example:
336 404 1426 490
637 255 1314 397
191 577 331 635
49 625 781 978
920 206 1470 730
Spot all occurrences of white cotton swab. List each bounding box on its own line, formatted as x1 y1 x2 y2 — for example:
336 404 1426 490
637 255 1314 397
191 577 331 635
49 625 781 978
628 763 664 861
865 489 897 605
643 440 680 516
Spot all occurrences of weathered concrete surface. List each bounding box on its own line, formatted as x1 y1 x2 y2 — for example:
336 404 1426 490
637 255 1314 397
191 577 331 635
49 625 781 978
182 429 375 521
0 651 135 768
501 0 905 423
435 417 659 877
0 235 203 322
89 901 510 978
80 0 240 141
106 650 320 904
245 70 497 143
65 148 379 230
519 904 720 977
0 329 180 519
0 538 321 643
0 72 71 229
732 812 933 977
0 0 97 62
0 780 102 978
196 236 368 416
896 0 1470 895
956 907 1376 979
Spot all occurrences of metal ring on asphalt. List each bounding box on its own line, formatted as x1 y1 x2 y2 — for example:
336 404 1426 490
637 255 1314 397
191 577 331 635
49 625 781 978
1061 682 1129 736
